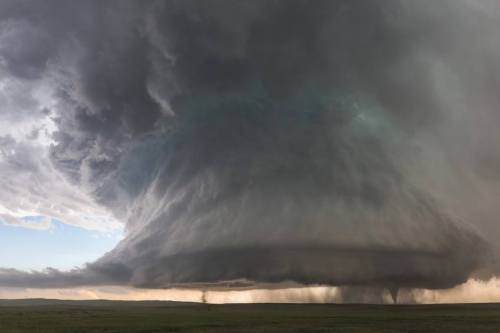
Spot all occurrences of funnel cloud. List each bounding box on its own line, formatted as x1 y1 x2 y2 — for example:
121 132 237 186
0 0 499 299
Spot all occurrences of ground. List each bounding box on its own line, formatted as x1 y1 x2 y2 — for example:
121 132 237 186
0 300 499 332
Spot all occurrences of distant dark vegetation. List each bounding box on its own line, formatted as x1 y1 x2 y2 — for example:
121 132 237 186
0 300 499 332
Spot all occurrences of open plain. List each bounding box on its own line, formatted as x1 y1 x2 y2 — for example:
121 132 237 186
0 300 499 333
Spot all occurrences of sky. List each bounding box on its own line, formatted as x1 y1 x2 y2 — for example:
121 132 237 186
0 219 122 271
2 0 500 303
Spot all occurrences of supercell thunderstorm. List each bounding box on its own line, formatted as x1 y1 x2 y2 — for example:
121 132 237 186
2 0 500 301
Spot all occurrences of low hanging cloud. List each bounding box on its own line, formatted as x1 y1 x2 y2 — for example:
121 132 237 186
3 279 500 304
1 0 500 301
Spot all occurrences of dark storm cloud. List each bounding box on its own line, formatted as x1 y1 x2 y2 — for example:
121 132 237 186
0 0 499 294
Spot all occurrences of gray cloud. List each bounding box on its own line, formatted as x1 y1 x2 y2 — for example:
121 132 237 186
0 134 119 231
0 0 499 297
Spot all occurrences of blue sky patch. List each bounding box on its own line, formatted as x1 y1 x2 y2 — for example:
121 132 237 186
0 219 123 271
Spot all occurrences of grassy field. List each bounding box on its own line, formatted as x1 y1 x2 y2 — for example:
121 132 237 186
0 300 499 333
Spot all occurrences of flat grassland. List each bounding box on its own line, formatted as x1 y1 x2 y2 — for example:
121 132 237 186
0 300 499 333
